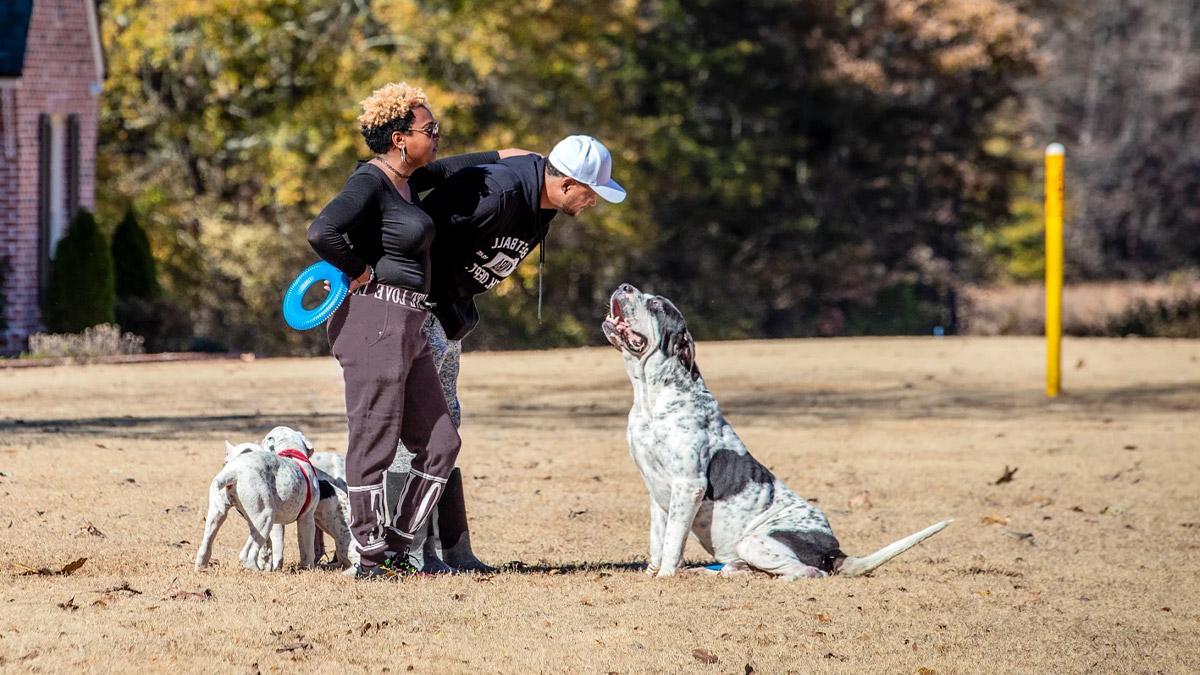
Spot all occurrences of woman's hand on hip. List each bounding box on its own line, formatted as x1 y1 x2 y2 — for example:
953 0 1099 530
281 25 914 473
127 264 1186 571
348 266 373 293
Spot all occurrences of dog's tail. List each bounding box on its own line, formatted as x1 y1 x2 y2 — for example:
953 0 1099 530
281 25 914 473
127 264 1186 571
836 519 952 577
209 467 239 513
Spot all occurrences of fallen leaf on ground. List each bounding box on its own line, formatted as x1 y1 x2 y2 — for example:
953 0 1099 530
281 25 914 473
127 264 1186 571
692 649 718 664
166 588 214 601
981 514 1009 526
75 521 106 538
57 596 79 611
994 465 1018 485
275 642 309 653
1007 531 1035 543
15 557 88 577
98 582 141 595
1100 504 1127 515
848 491 872 511
918 668 937 675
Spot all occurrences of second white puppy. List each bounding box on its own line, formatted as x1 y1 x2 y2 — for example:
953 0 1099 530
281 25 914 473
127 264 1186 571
195 438 321 571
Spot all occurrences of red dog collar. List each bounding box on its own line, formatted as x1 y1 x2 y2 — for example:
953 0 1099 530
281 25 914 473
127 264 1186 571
277 448 316 515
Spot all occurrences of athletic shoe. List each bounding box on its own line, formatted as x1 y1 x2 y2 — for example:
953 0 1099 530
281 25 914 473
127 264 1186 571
352 553 420 580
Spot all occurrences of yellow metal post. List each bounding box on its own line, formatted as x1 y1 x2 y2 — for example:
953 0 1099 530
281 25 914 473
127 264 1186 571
1045 143 1065 398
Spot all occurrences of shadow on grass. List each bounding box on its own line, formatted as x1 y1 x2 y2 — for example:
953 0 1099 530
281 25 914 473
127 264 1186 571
493 558 716 575
3 382 1196 440
496 559 648 575
0 412 347 440
474 381 1200 429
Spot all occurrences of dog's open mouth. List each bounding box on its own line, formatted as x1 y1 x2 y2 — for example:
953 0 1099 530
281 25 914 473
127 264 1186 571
603 297 648 355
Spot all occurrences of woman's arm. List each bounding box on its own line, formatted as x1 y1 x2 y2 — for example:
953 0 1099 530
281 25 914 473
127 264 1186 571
306 172 377 281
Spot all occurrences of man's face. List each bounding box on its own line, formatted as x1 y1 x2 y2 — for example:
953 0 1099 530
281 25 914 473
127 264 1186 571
556 179 599 216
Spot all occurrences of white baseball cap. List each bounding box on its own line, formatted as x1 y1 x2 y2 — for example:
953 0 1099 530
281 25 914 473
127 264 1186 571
547 135 626 203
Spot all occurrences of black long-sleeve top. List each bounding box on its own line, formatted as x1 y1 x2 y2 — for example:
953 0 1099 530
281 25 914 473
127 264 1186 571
422 155 558 339
306 151 500 291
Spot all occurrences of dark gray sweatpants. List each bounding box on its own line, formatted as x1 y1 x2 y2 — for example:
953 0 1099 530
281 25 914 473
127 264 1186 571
327 283 461 566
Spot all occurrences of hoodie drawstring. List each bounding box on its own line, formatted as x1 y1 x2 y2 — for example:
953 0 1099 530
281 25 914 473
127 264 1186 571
537 237 545 322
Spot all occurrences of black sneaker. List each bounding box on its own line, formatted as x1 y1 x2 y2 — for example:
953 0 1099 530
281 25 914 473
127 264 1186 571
352 553 420 580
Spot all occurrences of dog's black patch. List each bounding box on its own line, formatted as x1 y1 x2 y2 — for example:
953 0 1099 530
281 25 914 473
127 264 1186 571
705 449 773 501
769 530 846 573
318 479 336 500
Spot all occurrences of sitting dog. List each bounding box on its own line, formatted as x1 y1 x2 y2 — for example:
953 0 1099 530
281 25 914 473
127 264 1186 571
194 431 346 571
601 283 951 579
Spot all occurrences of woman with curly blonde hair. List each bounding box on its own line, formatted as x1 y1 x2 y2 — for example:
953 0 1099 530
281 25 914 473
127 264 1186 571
307 82 531 578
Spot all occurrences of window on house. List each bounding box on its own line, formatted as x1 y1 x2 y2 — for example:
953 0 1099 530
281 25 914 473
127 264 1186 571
48 114 67 254
37 112 83 299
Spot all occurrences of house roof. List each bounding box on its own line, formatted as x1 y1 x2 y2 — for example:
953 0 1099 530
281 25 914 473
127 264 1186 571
0 1 34 78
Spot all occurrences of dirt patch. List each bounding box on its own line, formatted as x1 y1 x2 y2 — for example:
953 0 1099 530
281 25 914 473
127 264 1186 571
0 337 1197 672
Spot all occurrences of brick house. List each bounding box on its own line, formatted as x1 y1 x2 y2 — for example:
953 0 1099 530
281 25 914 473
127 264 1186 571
0 0 105 354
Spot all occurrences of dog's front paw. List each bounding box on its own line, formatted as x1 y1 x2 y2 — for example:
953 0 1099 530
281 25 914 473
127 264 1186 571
645 563 660 577
655 566 679 578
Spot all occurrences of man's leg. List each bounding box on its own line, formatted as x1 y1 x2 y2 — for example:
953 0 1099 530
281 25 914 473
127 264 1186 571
391 338 461 545
423 316 496 572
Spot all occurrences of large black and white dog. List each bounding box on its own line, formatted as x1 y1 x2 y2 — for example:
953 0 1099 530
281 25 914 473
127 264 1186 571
602 283 951 580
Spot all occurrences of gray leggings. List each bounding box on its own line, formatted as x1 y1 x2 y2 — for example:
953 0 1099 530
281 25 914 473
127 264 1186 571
392 314 462 466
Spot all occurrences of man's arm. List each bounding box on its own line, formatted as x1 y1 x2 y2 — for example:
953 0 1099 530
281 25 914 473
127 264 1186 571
411 149 540 194
409 151 500 194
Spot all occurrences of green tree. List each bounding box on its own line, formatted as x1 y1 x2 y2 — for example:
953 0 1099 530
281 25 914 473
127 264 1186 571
43 210 116 333
96 0 1043 351
111 208 161 299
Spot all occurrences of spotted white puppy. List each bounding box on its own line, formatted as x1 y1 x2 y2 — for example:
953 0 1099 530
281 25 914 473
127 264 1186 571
194 439 321 571
602 283 951 580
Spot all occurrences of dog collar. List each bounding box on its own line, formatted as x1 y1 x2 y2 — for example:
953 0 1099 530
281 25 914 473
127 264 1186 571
277 448 317 515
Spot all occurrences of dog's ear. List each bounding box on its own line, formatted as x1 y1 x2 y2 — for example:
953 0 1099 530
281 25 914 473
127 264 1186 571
668 329 700 381
300 432 314 456
224 440 237 459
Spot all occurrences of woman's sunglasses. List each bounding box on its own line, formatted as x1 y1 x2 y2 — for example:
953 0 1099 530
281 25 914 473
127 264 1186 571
408 121 440 140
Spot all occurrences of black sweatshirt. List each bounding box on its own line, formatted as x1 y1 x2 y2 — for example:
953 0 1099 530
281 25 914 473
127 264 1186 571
306 151 500 291
421 155 559 340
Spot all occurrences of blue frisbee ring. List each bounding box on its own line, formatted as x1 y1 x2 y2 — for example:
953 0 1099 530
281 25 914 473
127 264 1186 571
282 261 350 330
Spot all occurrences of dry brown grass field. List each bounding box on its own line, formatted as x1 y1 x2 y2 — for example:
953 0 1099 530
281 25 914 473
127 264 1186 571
1 337 1198 674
